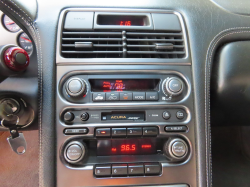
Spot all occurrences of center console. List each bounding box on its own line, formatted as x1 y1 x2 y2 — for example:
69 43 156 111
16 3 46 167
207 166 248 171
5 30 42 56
56 8 196 187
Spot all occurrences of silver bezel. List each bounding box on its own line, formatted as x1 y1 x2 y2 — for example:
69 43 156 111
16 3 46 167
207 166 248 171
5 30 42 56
56 8 190 65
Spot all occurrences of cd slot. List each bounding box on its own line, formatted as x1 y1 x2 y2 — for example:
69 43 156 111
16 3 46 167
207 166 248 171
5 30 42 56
101 111 145 121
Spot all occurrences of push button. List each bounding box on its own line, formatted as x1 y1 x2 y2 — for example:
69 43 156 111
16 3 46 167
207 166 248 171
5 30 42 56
163 111 171 120
120 92 132 101
95 164 111 177
106 92 119 101
146 92 158 101
165 126 188 132
171 141 187 157
144 163 161 175
66 144 83 161
112 164 128 176
168 79 182 93
176 111 185 119
93 93 105 101
96 128 111 137
143 127 158 136
127 127 142 136
64 112 74 122
64 128 88 135
128 163 144 176
112 128 126 137
133 92 146 101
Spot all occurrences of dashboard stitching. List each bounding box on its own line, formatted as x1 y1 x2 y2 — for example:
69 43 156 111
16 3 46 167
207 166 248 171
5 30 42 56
0 1 43 187
206 27 250 187
9 0 33 22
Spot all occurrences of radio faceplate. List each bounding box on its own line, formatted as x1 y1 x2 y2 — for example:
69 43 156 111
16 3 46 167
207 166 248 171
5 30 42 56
56 67 196 187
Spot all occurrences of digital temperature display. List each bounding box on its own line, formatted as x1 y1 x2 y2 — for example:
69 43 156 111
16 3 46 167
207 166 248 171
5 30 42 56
97 139 156 156
97 15 148 26
89 79 160 92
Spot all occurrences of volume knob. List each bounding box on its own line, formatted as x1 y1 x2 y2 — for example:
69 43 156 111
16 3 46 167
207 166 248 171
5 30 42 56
163 77 184 96
163 138 188 161
64 141 87 164
66 78 86 97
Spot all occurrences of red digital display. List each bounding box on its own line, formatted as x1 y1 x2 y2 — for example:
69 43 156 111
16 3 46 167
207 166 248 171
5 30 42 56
97 139 156 156
121 144 136 151
119 21 131 26
97 15 146 26
89 79 160 92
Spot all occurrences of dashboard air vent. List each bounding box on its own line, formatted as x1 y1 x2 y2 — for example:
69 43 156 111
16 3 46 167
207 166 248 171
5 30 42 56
61 30 185 58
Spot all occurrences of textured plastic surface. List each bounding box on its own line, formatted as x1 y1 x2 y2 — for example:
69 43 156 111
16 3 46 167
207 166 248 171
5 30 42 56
152 14 181 31
211 41 250 126
64 12 94 30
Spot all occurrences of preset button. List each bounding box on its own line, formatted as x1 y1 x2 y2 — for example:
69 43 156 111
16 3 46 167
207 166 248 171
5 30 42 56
128 163 144 176
127 127 142 136
95 164 111 177
112 128 126 137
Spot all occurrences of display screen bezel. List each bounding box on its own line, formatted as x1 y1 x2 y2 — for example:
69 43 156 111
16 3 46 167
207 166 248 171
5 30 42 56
97 15 149 26
89 79 160 92
97 138 157 156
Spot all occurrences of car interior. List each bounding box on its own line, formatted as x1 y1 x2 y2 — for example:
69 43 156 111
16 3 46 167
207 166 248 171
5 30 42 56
1 0 250 187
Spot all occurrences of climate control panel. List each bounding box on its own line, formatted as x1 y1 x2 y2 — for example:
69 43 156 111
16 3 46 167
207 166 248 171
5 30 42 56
59 72 189 103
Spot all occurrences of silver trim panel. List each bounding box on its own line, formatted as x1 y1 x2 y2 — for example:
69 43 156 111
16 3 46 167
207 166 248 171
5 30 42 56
56 8 190 65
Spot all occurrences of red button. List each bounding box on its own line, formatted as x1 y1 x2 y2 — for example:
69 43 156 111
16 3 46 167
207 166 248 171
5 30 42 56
3 47 29 71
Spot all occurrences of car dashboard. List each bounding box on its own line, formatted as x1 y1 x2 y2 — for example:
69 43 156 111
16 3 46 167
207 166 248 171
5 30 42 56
1 0 250 187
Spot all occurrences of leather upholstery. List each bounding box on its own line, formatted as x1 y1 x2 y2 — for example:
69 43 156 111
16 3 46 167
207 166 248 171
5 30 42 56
1 0 250 186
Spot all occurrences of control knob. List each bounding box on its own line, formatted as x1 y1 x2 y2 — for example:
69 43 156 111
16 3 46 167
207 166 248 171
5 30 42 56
0 45 30 73
163 138 189 161
64 141 87 164
66 78 87 97
162 77 184 96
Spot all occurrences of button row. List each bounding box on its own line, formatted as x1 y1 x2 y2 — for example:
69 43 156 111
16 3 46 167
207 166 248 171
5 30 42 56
96 127 158 137
162 110 185 120
93 92 158 102
95 162 161 177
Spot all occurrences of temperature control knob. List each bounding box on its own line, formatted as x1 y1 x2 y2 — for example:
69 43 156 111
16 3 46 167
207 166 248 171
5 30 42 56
163 138 189 161
162 77 184 96
64 141 87 164
66 78 87 97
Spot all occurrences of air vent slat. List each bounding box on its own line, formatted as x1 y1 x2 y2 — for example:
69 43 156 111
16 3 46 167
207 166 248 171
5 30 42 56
127 39 183 42
126 32 183 36
61 30 185 58
127 51 185 54
62 38 122 41
62 51 123 54
63 32 122 35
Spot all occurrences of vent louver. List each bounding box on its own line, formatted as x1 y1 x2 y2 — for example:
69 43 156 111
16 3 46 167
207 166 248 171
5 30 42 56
61 30 185 58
